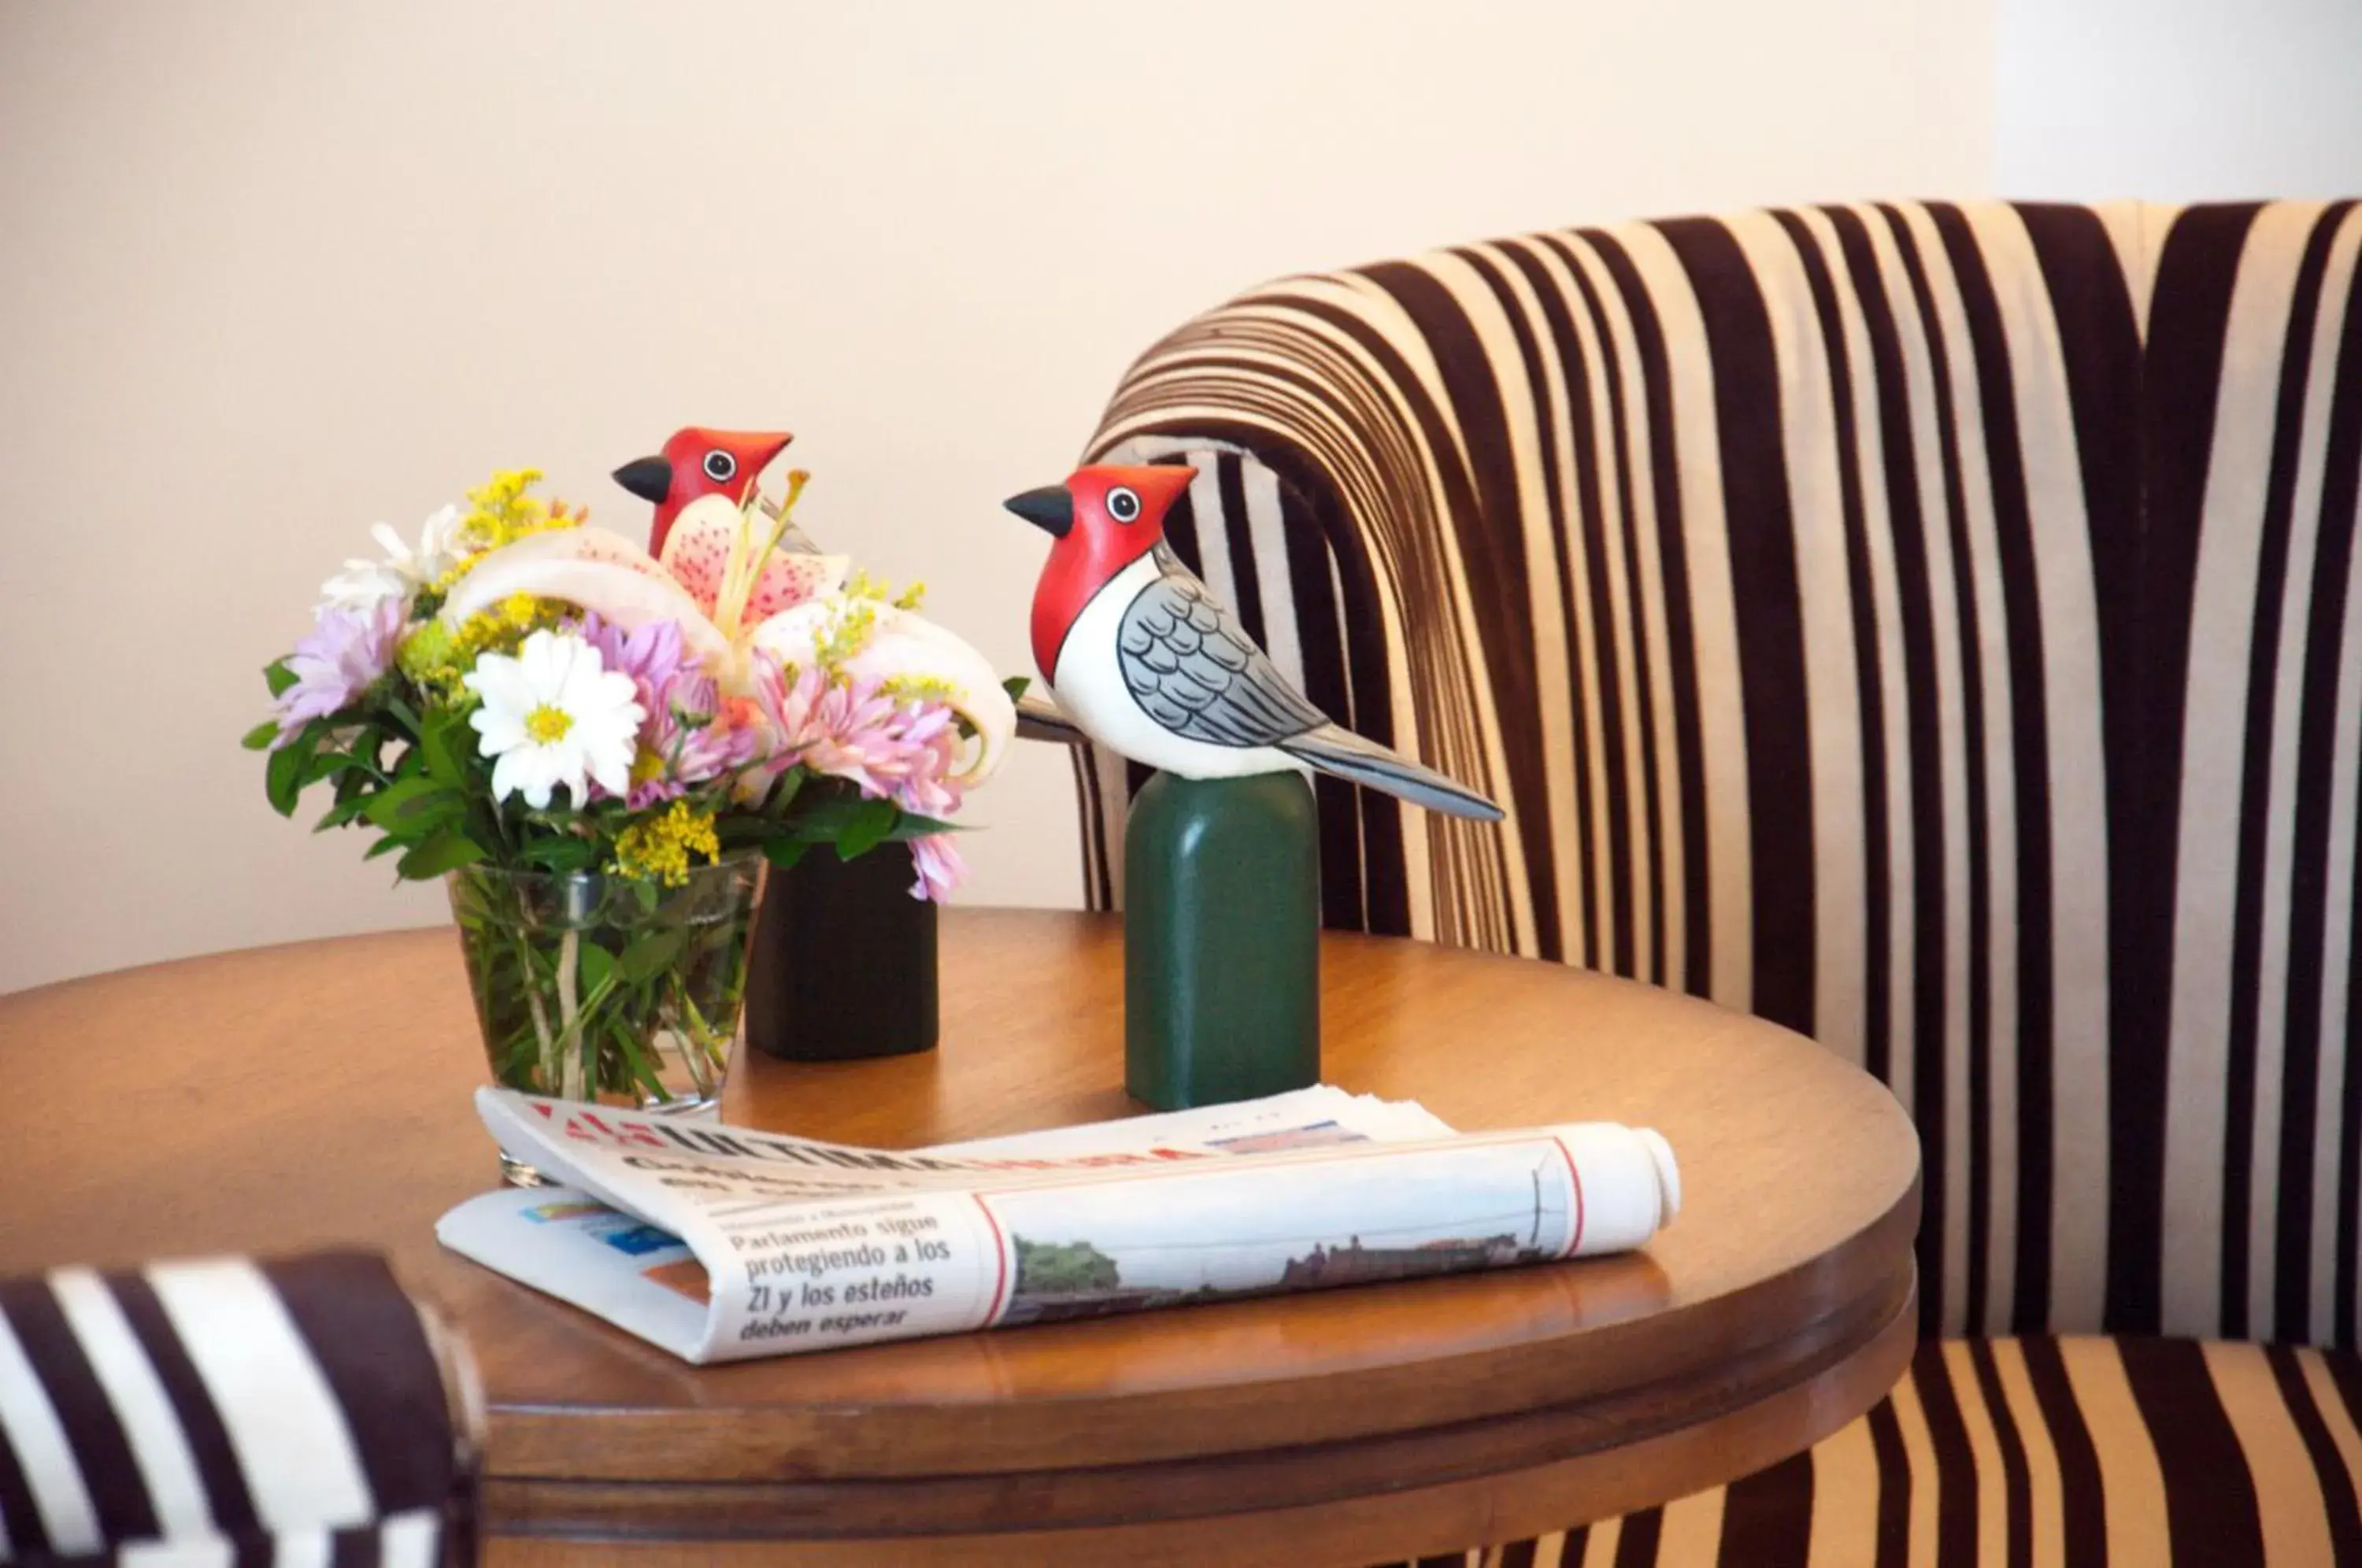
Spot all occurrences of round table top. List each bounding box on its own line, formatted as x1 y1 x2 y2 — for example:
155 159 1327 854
0 912 1920 1567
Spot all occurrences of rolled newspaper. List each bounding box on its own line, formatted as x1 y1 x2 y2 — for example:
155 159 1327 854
438 1086 1679 1363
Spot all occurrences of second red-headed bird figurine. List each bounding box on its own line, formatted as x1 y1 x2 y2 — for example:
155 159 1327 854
614 428 797 556
1005 465 1503 821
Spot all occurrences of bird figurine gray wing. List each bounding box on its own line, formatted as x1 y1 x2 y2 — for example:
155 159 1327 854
1116 550 1330 744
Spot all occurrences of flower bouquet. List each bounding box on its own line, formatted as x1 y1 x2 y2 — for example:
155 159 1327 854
250 459 1015 1130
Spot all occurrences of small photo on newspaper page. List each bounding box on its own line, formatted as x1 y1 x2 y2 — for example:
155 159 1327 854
988 1139 1577 1327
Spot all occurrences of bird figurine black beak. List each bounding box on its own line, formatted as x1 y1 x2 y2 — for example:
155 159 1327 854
613 456 672 505
1003 486 1073 538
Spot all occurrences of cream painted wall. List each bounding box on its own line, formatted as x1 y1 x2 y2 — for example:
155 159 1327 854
0 0 2002 993
1995 0 2362 200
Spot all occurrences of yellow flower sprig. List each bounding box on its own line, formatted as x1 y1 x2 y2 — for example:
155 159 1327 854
398 592 567 699
811 596 880 669
422 469 589 601
462 468 587 551
880 674 957 704
841 566 927 611
611 800 721 886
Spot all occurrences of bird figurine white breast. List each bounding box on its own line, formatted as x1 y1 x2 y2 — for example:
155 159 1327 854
1003 464 1503 821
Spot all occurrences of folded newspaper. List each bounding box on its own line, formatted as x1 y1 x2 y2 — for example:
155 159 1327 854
437 1085 1681 1363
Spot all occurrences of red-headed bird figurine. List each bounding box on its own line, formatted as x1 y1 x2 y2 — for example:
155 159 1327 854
1005 464 1502 820
613 427 797 556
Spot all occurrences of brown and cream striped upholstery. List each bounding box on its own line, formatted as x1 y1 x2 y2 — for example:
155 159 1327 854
1073 201 2362 1561
0 1252 479 1566
1442 1337 2362 1566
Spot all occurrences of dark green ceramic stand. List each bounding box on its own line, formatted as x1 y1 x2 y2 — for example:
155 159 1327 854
1124 770 1320 1110
745 846 939 1060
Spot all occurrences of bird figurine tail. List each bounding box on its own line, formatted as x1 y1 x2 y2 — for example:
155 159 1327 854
1278 725 1505 821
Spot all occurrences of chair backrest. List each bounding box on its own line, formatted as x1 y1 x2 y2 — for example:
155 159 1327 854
1075 200 2362 1347
0 1252 478 1565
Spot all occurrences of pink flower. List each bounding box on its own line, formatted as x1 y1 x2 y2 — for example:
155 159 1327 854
909 834 965 901
743 658 972 888
754 662 964 816
273 598 405 745
783 676 913 797
887 704 965 819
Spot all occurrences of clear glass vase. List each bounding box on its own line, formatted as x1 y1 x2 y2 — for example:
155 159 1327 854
445 851 761 1185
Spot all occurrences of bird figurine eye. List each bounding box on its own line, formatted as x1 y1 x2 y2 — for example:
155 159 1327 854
1107 486 1142 523
702 450 738 484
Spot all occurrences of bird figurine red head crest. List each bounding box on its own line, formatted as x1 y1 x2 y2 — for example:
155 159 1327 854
613 427 795 556
1004 464 1502 821
1005 464 1195 681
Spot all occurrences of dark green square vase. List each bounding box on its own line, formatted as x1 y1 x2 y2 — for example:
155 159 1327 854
744 846 939 1061
1123 770 1321 1110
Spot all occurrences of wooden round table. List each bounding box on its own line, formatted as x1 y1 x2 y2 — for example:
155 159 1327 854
0 912 1919 1566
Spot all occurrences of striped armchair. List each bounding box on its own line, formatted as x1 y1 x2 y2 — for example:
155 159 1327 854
0 1252 479 1565
1072 201 2362 1564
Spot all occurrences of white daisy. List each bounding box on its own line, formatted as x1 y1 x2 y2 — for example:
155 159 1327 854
320 504 468 613
463 629 645 809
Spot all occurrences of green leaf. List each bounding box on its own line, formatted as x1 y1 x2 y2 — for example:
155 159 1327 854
420 707 471 787
619 926 689 984
884 813 961 841
760 835 811 871
713 815 772 849
576 939 619 998
782 792 879 839
833 797 899 860
301 749 365 788
264 658 298 698
242 719 283 752
265 740 309 817
359 777 457 831
516 836 598 872
363 834 406 860
313 795 372 833
395 830 487 880
409 801 468 839
611 1020 670 1102
766 763 808 815
1001 675 1032 702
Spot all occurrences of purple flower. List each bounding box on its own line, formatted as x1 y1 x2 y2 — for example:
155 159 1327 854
908 834 965 901
574 613 690 697
272 598 405 746
572 613 759 806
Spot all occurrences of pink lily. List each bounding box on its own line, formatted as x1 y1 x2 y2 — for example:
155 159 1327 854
440 490 1013 784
